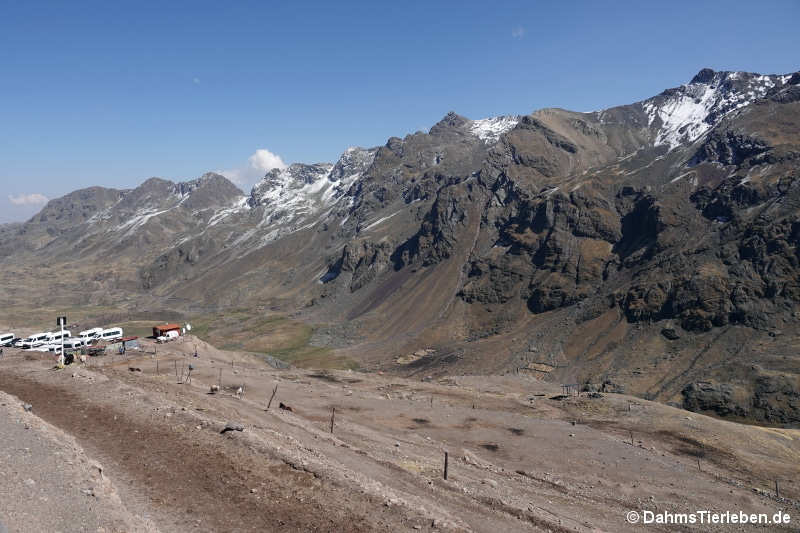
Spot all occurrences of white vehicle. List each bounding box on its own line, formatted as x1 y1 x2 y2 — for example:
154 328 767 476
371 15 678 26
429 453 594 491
47 330 72 344
52 338 84 353
20 332 53 349
30 346 52 352
0 333 14 346
157 329 180 343
79 327 103 340
99 327 123 342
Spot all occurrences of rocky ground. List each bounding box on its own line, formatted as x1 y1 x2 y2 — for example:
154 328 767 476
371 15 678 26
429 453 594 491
0 336 798 532
0 390 153 532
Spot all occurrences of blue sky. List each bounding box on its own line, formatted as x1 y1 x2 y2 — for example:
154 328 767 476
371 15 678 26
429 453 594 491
1 0 798 222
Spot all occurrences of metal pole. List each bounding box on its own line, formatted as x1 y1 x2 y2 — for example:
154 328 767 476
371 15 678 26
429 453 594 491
58 318 65 366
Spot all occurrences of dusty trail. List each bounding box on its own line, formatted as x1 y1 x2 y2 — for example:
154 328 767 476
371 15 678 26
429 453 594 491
0 372 409 532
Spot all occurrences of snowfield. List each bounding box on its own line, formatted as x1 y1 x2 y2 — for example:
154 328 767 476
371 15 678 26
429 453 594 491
469 115 520 143
643 70 781 149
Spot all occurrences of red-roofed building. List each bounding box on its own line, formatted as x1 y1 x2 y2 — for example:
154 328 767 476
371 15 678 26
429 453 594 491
153 324 181 337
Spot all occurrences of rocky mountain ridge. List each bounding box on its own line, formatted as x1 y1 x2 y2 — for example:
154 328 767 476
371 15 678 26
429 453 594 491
2 68 800 426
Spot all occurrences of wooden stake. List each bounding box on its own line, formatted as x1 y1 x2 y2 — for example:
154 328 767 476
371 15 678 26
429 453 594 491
267 384 278 409
775 480 779 498
443 451 448 480
629 430 634 446
330 407 335 434
697 457 701 472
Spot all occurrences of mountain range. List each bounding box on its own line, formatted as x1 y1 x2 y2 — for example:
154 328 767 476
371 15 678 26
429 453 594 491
3 68 800 426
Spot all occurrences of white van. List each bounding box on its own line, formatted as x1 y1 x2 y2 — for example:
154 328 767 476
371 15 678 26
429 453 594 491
79 327 103 340
100 327 123 342
48 330 72 344
0 333 14 346
65 337 84 349
52 338 84 353
20 332 53 349
156 329 180 343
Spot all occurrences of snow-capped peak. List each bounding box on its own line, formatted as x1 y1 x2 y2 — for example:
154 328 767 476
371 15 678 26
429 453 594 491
248 163 333 208
642 69 785 150
330 147 376 183
469 115 520 143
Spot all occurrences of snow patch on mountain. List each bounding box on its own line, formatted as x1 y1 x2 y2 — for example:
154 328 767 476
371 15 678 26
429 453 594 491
249 163 333 210
363 210 401 231
642 70 781 150
207 196 249 227
114 192 191 237
470 115 520 143
242 147 377 247
326 147 377 203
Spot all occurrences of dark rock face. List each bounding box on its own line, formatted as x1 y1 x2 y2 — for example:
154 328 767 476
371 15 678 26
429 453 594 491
428 111 471 138
771 84 800 104
462 183 621 313
661 328 679 340
691 131 770 166
323 239 394 292
690 68 716 84
682 381 747 418
682 374 800 425
175 173 243 211
140 234 220 290
393 182 473 268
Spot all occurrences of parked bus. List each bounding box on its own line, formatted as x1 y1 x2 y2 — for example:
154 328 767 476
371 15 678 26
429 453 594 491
99 327 123 342
0 333 15 347
79 327 103 341
19 332 53 349
52 337 84 353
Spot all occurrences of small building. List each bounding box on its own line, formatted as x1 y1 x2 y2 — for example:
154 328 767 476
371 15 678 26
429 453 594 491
153 324 181 338
120 336 139 350
108 336 139 354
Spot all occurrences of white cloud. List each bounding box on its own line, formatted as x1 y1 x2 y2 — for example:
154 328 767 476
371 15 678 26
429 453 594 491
512 26 525 39
193 77 201 85
8 193 48 206
220 148 287 190
248 149 286 172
